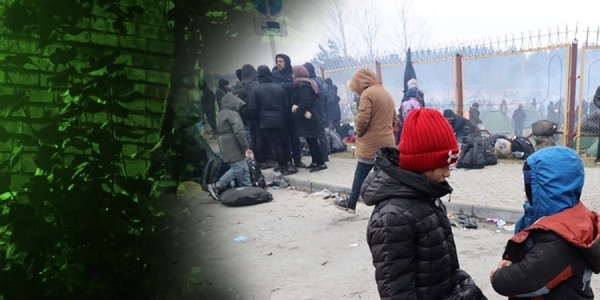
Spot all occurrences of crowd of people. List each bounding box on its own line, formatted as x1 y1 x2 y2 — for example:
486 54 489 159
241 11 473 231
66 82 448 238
201 62 600 298
201 53 344 199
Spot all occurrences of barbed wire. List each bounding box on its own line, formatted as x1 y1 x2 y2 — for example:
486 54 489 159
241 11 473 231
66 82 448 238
318 25 600 70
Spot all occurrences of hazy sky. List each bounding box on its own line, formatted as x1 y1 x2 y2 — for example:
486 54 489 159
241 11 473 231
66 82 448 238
202 0 598 76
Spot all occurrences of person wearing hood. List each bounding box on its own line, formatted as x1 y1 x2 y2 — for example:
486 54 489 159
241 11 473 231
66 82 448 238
247 65 296 175
303 62 329 162
273 53 307 169
333 69 396 214
324 78 342 136
290 65 326 172
490 146 600 299
215 78 230 110
444 109 476 140
199 79 217 138
206 93 251 200
363 108 486 299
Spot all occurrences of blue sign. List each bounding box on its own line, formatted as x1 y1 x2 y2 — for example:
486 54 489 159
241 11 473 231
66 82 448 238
252 0 282 16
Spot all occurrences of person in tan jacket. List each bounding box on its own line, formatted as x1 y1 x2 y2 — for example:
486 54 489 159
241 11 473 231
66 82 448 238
334 69 396 213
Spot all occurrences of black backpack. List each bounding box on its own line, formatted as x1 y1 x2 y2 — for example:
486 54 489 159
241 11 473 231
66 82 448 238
201 154 229 190
456 137 486 169
511 136 535 159
247 159 266 189
477 137 497 166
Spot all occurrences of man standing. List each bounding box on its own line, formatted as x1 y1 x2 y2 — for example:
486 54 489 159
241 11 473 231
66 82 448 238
469 102 482 137
512 103 527 137
273 54 306 169
593 85 600 164
199 79 217 139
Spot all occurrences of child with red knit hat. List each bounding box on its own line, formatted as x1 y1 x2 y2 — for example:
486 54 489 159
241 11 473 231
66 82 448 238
362 108 486 299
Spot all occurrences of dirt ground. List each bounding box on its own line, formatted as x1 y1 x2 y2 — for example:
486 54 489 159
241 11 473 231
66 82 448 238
171 185 600 300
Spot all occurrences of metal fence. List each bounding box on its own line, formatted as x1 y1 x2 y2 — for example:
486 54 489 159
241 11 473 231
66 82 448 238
321 26 600 156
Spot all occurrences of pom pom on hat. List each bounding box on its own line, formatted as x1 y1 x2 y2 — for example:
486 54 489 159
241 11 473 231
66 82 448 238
399 108 460 173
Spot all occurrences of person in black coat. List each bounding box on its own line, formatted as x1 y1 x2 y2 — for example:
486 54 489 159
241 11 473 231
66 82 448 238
215 78 229 110
246 65 295 175
363 108 485 299
444 109 476 140
272 54 306 168
324 78 342 136
290 65 326 172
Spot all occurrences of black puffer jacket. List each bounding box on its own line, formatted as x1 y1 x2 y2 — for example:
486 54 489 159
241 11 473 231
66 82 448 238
363 147 485 300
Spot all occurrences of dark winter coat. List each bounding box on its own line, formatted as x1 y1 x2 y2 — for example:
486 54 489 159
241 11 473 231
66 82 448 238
446 112 476 139
593 85 600 110
272 54 294 99
215 78 229 110
291 81 322 138
303 62 327 126
325 85 341 122
512 108 527 128
363 147 484 300
247 66 288 129
491 147 600 300
217 93 249 163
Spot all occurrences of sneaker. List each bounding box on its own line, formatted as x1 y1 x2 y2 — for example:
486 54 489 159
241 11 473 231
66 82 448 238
207 183 220 200
307 163 318 169
333 198 356 214
309 164 328 172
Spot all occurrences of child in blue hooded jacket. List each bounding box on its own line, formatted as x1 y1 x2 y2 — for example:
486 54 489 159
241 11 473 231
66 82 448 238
490 146 600 299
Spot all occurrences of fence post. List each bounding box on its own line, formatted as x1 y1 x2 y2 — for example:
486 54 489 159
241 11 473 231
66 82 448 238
455 54 464 116
566 40 578 148
319 66 326 80
375 61 382 83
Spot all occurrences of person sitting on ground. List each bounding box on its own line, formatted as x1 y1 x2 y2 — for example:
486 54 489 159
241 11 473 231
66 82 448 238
444 109 476 140
363 108 486 299
490 146 600 299
207 93 252 200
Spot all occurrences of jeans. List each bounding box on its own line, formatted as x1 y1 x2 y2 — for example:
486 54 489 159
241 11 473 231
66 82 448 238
347 162 374 208
216 159 251 189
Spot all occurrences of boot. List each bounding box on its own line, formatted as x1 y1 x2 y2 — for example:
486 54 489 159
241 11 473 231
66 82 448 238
286 162 298 174
278 163 291 176
294 158 307 168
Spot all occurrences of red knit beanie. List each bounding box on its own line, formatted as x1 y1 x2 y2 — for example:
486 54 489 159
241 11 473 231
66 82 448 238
398 108 460 172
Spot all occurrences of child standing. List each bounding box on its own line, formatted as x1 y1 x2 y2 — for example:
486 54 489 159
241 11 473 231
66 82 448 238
207 93 251 200
362 108 486 299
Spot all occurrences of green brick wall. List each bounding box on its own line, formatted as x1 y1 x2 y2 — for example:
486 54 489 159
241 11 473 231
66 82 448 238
0 1 174 188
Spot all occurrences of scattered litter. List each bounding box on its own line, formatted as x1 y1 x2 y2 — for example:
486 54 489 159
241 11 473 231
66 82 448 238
321 261 328 266
450 215 478 229
495 230 501 233
266 252 273 256
503 224 515 231
349 243 359 247
233 235 248 242
486 218 500 223
323 192 339 199
311 188 332 197
496 219 507 228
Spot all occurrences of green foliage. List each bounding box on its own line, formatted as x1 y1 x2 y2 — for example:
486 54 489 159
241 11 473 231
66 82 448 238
0 0 217 299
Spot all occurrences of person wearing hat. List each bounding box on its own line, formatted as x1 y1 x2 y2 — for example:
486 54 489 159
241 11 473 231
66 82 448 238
363 108 486 299
490 146 600 299
443 109 476 140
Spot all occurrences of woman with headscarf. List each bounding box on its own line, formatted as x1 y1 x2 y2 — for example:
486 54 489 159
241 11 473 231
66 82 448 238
290 65 327 172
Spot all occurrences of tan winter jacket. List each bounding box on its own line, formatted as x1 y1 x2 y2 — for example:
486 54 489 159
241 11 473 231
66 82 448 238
349 69 396 159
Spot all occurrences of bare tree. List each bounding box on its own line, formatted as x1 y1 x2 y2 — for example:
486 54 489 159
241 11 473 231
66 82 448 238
323 0 350 58
351 0 383 57
390 0 429 52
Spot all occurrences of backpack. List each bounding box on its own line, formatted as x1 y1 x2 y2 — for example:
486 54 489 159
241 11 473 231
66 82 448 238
218 186 273 207
511 136 535 159
531 120 557 136
247 159 266 189
401 97 422 121
201 154 229 190
456 137 486 169
477 137 497 166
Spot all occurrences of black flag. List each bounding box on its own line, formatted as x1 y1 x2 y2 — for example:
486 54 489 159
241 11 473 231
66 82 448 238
403 47 417 95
